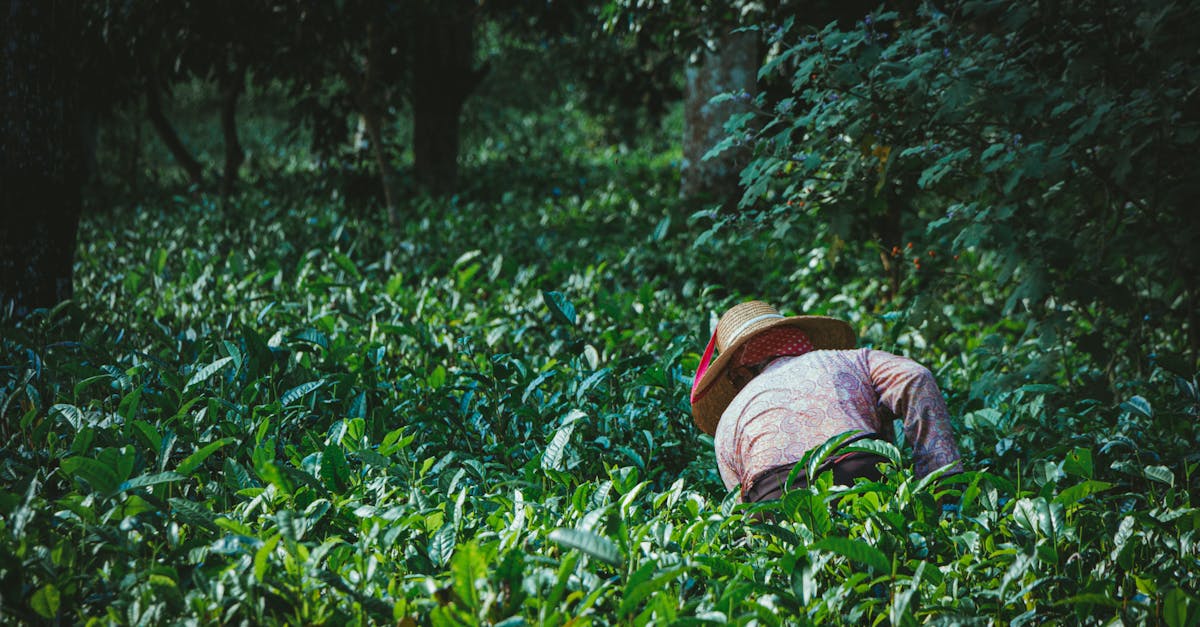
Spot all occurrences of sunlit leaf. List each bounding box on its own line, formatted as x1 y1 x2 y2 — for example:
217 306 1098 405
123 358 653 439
281 379 325 405
30 584 60 619
1143 465 1175 487
50 404 85 431
185 356 234 391
541 423 574 472
116 471 186 495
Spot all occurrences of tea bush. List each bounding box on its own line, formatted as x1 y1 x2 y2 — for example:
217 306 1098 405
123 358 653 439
2 147 1198 624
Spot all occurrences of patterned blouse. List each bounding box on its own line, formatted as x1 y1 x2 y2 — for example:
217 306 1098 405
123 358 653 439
714 348 962 497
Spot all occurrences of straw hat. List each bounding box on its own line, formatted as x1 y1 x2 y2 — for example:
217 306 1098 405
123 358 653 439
689 301 856 435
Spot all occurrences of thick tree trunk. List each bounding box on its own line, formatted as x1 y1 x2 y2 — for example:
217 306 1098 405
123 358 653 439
146 79 205 188
1 0 84 318
219 64 246 198
681 30 758 207
411 1 487 195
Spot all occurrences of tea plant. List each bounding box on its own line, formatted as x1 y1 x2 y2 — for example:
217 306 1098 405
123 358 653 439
2 160 1198 624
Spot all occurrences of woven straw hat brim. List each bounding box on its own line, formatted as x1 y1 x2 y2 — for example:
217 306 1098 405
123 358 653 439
691 315 855 436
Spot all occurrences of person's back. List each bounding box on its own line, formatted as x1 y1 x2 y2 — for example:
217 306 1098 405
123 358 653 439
715 348 962 501
690 301 962 502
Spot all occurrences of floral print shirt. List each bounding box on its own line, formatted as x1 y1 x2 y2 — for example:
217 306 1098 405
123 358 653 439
714 348 962 496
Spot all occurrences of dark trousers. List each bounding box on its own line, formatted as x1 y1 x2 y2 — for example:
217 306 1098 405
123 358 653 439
743 452 889 503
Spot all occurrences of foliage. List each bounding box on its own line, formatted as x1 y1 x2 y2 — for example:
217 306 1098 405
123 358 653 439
3 139 1200 623
733 0 1200 373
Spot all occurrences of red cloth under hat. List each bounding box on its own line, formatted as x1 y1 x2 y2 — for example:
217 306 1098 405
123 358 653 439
735 327 814 367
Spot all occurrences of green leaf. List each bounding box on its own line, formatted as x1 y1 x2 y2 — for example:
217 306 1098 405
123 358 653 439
652 215 671 242
170 497 219 533
804 430 864 482
1165 587 1198 627
1062 447 1093 479
255 534 281 582
185 356 234 391
427 366 446 390
840 438 902 468
541 423 574 472
542 291 576 326
347 390 367 418
320 444 352 491
430 523 456 567
576 368 611 401
50 404 85 431
1053 480 1113 506
890 560 925 626
292 328 329 349
1052 593 1123 608
330 250 362 280
1143 465 1175 487
1122 395 1153 418
379 427 413 456
548 528 623 567
222 340 244 372
980 142 1006 162
450 541 488 612
30 583 60 619
275 509 310 544
116 471 186 495
176 437 235 475
811 537 890 573
224 458 254 490
281 379 325 405
130 419 160 451
256 461 293 496
61 456 120 495
620 564 686 618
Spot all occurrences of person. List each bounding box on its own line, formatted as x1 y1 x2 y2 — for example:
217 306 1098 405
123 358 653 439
690 300 962 502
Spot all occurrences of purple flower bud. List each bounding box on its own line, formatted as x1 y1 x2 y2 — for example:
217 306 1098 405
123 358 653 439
942 48 950 58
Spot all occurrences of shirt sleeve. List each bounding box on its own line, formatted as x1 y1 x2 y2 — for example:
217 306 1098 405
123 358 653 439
866 350 963 477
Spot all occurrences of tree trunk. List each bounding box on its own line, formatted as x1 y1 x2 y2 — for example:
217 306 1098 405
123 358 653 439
411 1 487 195
1 0 84 318
361 107 401 225
353 23 402 226
681 30 759 207
146 78 205 188
876 176 910 302
128 111 142 192
219 64 246 198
